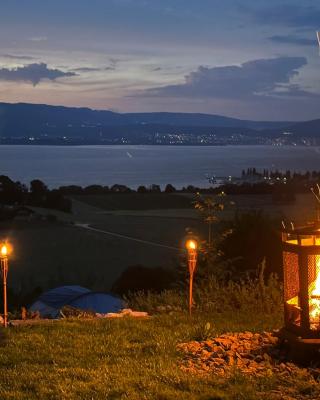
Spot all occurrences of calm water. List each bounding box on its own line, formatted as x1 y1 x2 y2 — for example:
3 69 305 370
2 145 320 189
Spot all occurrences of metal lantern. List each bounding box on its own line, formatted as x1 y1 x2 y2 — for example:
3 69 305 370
281 223 320 360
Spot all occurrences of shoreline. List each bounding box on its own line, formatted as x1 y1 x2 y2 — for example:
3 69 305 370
0 142 311 147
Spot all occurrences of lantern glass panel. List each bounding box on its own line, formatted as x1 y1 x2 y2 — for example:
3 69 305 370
283 251 301 327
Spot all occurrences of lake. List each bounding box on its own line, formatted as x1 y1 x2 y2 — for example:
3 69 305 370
2 145 320 189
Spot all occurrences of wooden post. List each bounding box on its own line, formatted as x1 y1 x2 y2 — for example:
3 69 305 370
1 257 8 328
188 249 197 316
189 271 193 316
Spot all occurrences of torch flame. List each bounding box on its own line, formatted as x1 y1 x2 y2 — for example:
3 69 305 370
186 240 197 250
0 245 7 257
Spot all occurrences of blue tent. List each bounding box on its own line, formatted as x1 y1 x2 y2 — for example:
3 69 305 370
29 285 124 318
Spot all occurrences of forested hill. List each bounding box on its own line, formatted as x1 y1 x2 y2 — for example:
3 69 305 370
0 102 318 142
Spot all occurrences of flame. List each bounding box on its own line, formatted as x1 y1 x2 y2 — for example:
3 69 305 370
286 256 320 330
0 245 7 257
309 257 320 329
186 240 197 250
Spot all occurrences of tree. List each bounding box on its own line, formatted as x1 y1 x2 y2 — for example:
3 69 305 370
0 176 25 204
149 184 161 193
111 184 131 193
30 179 48 196
84 185 104 194
137 185 148 193
217 211 282 278
164 184 176 193
194 192 230 248
30 179 48 206
190 192 234 280
46 190 72 212
111 265 177 295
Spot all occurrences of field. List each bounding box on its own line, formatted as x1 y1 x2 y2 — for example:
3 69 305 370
4 194 203 295
72 193 194 211
3 192 317 297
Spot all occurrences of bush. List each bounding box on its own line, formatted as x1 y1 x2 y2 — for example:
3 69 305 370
112 265 177 296
164 184 176 193
218 211 282 277
126 271 283 319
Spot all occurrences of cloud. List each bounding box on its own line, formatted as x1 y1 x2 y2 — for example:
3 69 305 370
272 83 319 98
268 35 316 46
104 58 118 71
71 66 116 73
72 67 102 72
28 36 48 42
143 57 308 100
1 54 35 61
0 63 76 86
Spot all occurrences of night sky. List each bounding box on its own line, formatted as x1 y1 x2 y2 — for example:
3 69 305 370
0 0 319 120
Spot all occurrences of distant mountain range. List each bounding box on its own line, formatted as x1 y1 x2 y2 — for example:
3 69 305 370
0 102 319 144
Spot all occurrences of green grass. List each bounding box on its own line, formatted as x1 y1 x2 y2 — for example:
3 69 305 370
1 280 319 400
0 314 317 400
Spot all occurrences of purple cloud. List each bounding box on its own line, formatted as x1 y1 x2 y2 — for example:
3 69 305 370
0 63 76 86
143 57 308 99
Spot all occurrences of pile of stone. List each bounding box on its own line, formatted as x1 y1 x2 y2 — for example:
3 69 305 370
177 331 308 377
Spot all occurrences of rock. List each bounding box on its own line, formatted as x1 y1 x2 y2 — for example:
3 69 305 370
263 353 271 362
177 330 315 379
226 355 234 366
279 363 287 371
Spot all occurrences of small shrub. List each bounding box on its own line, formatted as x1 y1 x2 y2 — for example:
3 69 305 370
193 322 215 341
126 273 283 321
112 265 177 296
